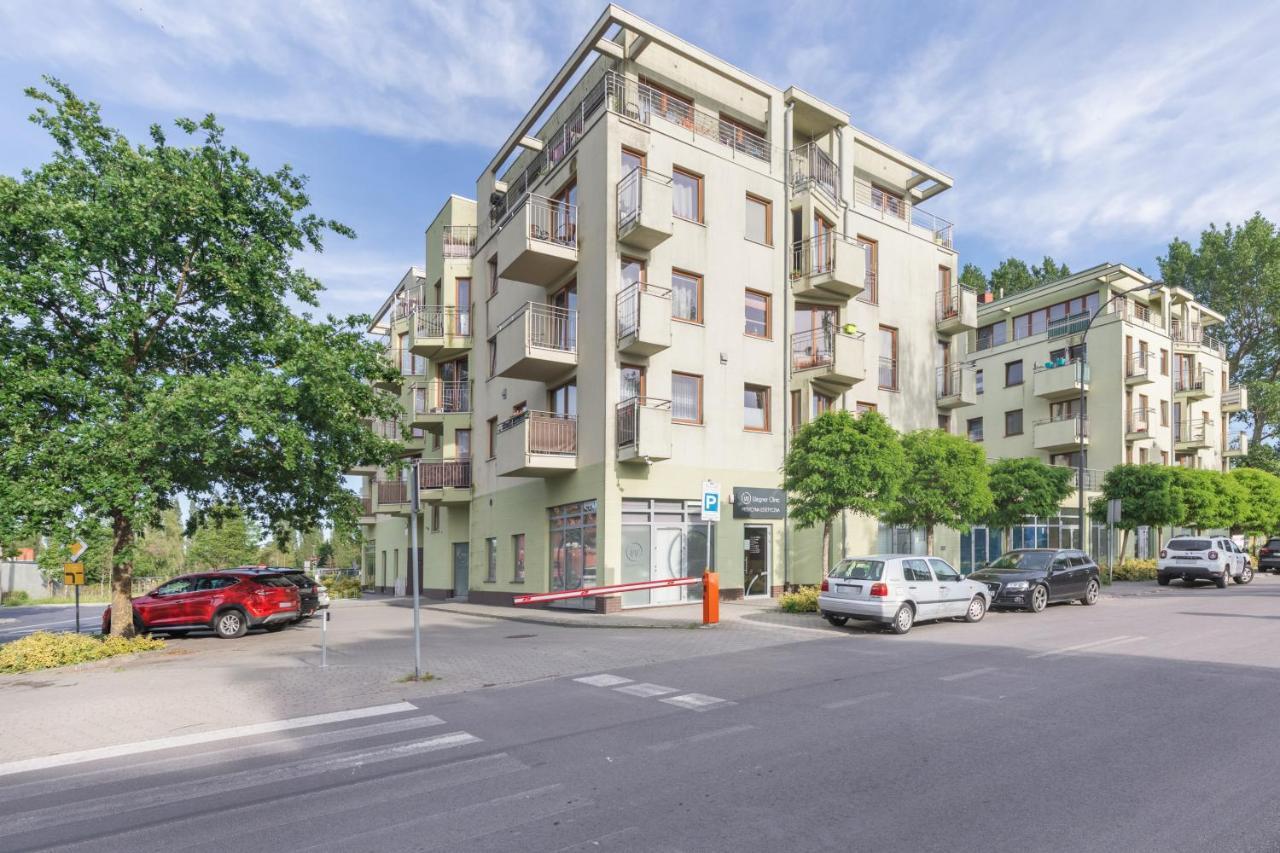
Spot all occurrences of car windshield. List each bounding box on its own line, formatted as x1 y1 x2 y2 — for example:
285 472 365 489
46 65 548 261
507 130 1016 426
986 551 1053 571
829 559 883 581
1166 539 1211 552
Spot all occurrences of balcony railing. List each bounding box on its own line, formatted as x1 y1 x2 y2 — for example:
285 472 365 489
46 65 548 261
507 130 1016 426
1052 465 1105 492
617 167 672 232
935 364 971 399
1120 300 1161 330
419 459 472 489
498 302 578 353
498 410 577 456
1127 407 1155 434
1126 350 1153 378
616 282 672 341
376 480 409 505
442 225 477 258
517 194 577 248
790 327 863 371
851 177 953 248
1174 370 1212 394
417 305 471 338
413 380 471 415
790 142 839 201
1036 413 1089 436
879 356 898 390
359 496 373 516
616 397 672 449
936 284 975 323
393 297 420 320
371 418 402 441
789 233 874 284
1223 382 1247 410
607 71 771 162
1174 417 1213 444
1227 433 1248 454
1047 311 1091 340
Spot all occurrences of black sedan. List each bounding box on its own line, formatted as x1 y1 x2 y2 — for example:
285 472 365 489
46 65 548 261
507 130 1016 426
968 548 1101 612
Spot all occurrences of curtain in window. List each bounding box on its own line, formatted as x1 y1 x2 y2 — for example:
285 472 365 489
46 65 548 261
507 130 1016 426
672 274 698 321
673 375 699 422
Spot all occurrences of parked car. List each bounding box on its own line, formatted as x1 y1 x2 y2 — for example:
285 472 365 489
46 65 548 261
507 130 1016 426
817 554 992 635
1157 536 1253 588
233 567 329 618
1257 537 1280 573
968 548 1102 612
100 571 301 638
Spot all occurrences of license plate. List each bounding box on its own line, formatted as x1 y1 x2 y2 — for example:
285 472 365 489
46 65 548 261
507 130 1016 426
1177 556 1199 561
841 585 861 595
279 602 292 608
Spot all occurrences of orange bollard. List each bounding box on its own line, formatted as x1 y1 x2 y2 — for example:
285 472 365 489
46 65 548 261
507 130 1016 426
702 571 719 625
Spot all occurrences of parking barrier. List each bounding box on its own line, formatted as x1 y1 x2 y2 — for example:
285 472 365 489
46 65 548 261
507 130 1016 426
513 572 720 625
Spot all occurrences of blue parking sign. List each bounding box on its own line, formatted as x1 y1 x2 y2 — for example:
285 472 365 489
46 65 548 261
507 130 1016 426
701 481 721 521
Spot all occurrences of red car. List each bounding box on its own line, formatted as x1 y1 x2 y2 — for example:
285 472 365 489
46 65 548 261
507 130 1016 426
101 571 301 639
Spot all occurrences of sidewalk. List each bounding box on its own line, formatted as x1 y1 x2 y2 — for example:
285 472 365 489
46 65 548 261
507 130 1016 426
389 596 797 630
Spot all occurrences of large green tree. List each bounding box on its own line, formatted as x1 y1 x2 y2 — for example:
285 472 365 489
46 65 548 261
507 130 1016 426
1160 214 1280 443
783 410 905 574
1171 468 1224 534
132 508 186 579
983 458 1074 552
1226 468 1280 543
1092 464 1184 556
0 80 401 635
883 430 992 554
187 507 258 570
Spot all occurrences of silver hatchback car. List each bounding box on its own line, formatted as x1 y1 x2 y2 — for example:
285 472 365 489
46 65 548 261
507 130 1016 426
817 554 992 634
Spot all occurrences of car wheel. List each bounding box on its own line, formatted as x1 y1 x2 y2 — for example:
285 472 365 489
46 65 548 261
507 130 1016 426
891 604 914 635
1216 571 1229 589
1157 576 1170 586
214 609 248 639
964 596 986 623
1235 565 1254 585
825 615 849 627
1029 585 1048 613
1081 578 1101 605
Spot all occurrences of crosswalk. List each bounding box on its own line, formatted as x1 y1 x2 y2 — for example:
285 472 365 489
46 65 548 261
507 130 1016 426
573 672 734 712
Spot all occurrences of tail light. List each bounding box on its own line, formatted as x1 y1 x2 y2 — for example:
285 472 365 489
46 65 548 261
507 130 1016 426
870 582 889 597
1262 549 1272 557
820 578 829 592
1159 550 1168 559
1208 550 1219 560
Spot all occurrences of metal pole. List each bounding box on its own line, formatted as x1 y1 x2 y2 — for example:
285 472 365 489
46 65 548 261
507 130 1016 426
321 610 328 668
409 460 422 681
75 585 80 634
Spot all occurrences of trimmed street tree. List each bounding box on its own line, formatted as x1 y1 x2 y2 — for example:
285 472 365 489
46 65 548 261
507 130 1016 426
783 410 905 575
0 81 402 635
1226 468 1280 544
1171 468 1223 534
883 429 992 555
1093 464 1184 556
984 458 1075 552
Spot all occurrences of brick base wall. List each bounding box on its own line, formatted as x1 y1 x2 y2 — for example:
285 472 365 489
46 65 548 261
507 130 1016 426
466 589 519 607
719 587 745 601
594 595 622 614
770 585 784 598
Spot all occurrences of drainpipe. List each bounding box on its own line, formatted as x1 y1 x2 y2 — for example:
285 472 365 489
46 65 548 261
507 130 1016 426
782 100 794 590
837 125 851 560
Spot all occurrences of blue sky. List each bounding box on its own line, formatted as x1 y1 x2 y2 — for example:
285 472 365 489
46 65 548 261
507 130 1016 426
2 0 1279 319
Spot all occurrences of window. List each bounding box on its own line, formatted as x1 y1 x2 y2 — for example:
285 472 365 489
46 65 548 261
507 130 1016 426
1012 293 1100 339
1139 446 1150 464
1005 409 1024 436
548 381 577 417
929 559 960 583
488 338 497 377
673 167 703 222
549 500 598 592
1005 360 1024 386
744 289 771 338
879 325 898 390
1160 450 1169 465
640 76 694 127
155 578 196 596
790 390 802 431
431 506 440 532
621 147 644 177
672 269 703 323
902 558 932 582
812 392 836 418
620 364 646 400
967 417 984 442
745 194 771 244
744 384 770 432
485 538 497 583
938 414 951 432
1160 348 1169 376
976 321 1008 351
487 417 497 459
855 401 876 414
1160 400 1169 426
673 373 703 424
487 256 498 297
512 534 526 582
456 428 471 459
621 256 646 287
976 369 984 395
855 236 878 304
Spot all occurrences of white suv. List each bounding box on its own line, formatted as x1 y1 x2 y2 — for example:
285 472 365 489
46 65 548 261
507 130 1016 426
817 554 992 635
1157 536 1253 588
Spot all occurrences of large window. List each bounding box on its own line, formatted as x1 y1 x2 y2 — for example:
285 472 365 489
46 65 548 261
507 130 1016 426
967 417 984 442
977 321 1008 351
549 500 597 593
812 391 836 418
744 289 771 338
879 325 898 390
673 167 703 222
1005 360 1024 386
672 269 703 323
1012 292 1099 339
745 194 771 244
1005 409 1024 436
744 384 770 432
673 372 703 424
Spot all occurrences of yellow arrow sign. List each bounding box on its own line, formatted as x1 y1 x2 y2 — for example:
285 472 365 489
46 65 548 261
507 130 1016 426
63 563 85 586
69 539 88 560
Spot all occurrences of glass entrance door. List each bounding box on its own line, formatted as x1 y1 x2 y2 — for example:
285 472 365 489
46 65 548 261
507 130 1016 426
652 527 685 605
743 526 770 596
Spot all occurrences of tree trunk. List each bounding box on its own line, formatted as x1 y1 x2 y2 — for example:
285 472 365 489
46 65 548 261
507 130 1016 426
1119 528 1131 561
109 511 135 637
926 525 935 556
1001 527 1010 555
821 520 832 578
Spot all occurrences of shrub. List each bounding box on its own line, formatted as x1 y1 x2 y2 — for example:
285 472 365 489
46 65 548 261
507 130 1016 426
1 590 30 606
0 631 165 674
324 575 362 599
779 585 820 613
1110 559 1158 582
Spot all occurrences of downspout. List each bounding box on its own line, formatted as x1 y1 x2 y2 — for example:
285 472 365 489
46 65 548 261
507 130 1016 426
782 100 794 590
837 125 851 560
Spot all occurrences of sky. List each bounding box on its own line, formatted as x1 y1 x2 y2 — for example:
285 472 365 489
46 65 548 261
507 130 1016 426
2 0 1279 320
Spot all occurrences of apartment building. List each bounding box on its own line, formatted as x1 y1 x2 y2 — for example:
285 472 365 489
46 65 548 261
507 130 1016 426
959 263 1246 567
355 5 971 606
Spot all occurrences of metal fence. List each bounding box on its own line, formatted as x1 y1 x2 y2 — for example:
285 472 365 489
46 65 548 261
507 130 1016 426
417 305 471 338
498 410 577 455
616 283 671 341
442 225 477 257
617 167 673 232
616 397 671 449
1047 311 1091 340
935 364 971 399
413 380 471 415
935 284 973 322
521 194 577 247
790 142 839 200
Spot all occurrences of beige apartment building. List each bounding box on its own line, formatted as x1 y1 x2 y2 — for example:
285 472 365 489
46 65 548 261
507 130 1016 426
355 5 973 607
958 263 1247 567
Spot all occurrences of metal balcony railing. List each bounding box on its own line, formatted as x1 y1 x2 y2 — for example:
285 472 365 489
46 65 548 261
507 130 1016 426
416 305 471 338
607 71 771 162
936 284 974 323
1127 408 1155 433
1171 321 1224 355
789 232 875 284
1126 350 1153 378
498 302 578 353
911 207 954 249
879 356 898 390
498 410 578 455
413 380 471 415
518 194 577 248
393 297 420 320
1174 417 1213 444
790 142 839 201
617 167 672 232
1036 413 1088 436
790 328 863 372
1033 358 1089 383
1047 311 1091 340
616 282 671 341
376 480 409 505
419 459 472 489
616 397 672 449
935 364 972 399
442 225 477 257
1052 465 1105 492
1174 370 1212 393
851 177 953 248
1120 301 1161 330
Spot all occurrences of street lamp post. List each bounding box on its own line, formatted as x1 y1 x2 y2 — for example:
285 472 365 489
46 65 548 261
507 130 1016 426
1076 280 1163 553
409 458 422 681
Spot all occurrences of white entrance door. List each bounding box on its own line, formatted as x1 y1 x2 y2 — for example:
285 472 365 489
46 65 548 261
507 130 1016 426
652 526 685 604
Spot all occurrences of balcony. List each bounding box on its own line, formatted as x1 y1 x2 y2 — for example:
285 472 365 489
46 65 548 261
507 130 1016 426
1120 301 1162 332
1054 465 1106 494
616 284 671 356
617 168 673 250
442 225 477 258
1046 312 1090 341
493 302 578 381
375 480 410 516
358 495 375 523
1225 432 1249 458
936 285 977 334
792 328 865 391
497 195 578 287
790 233 868 299
790 142 840 205
410 380 471 433
1171 322 1226 356
852 177 954 249
373 345 404 392
1126 408 1155 442
1175 370 1214 401
1033 359 1089 401
1223 383 1248 413
936 364 977 409
1033 415 1088 452
616 398 672 463
412 306 472 358
1174 418 1213 450
495 411 577 477
1125 351 1155 385
419 459 473 504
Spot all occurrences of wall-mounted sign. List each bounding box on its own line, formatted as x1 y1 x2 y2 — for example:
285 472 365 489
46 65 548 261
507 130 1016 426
733 488 786 519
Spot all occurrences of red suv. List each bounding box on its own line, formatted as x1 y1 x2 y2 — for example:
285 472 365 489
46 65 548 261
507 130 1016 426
100 571 301 638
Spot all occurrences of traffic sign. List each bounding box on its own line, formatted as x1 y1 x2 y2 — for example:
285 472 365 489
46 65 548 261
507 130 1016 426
69 539 87 560
1107 499 1122 525
701 481 721 522
63 563 85 586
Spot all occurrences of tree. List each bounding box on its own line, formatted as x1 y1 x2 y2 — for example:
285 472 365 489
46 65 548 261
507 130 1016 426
1240 440 1280 477
132 508 186 579
983 458 1075 552
1093 465 1184 556
1226 468 1280 543
1172 468 1224 534
959 263 988 294
329 514 364 570
187 507 257 570
983 256 1071 299
883 430 992 554
1031 256 1071 284
783 410 905 575
1160 214 1280 443
0 80 402 635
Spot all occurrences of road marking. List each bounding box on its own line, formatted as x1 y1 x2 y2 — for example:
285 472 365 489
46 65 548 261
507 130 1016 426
660 693 731 711
614 682 678 697
574 673 633 687
687 723 755 743
823 691 892 709
0 617 81 633
0 701 419 778
1029 635 1146 659
940 667 997 682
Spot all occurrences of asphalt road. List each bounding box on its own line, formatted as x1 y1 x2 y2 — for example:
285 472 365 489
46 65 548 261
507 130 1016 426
0 603 108 641
4 578 1280 851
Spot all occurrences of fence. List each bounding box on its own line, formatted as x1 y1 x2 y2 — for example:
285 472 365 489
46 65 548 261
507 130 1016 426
413 380 471 415
498 410 578 455
419 460 473 489
442 225 477 257
616 397 672 448
521 194 577 247
616 283 671 341
417 306 471 338
790 142 839 200
617 167 672 232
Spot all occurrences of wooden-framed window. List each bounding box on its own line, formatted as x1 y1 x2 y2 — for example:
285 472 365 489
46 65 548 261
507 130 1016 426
486 416 497 459
620 364 646 400
487 255 498 298
455 428 471 460
967 417 984 442
938 414 951 432
672 372 703 424
790 390 802 431
671 269 703 323
856 401 877 414
1160 348 1169 376
857 235 878 304
512 534 526 582
879 325 899 390
812 391 836 418
1160 400 1169 426
548 381 577 417
621 256 646 288
672 167 704 223
745 194 772 245
744 289 771 338
487 338 497 377
744 384 770 432
870 183 906 219
621 146 645 177
1005 360 1024 386
1005 409 1024 437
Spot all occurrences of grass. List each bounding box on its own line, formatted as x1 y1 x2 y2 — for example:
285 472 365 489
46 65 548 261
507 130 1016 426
4 593 114 606
395 672 437 683
0 631 165 674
